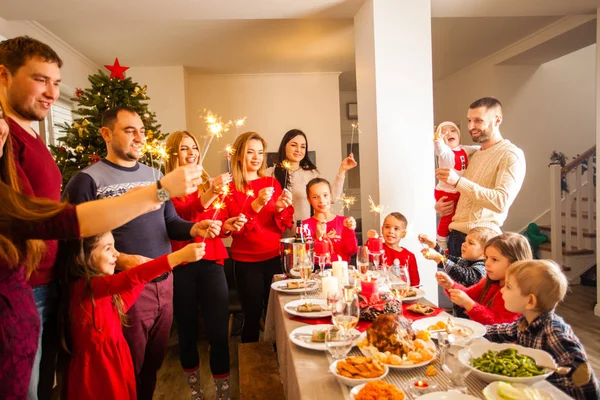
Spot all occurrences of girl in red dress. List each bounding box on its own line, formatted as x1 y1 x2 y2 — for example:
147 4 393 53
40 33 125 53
302 177 357 263
436 232 532 325
63 233 206 400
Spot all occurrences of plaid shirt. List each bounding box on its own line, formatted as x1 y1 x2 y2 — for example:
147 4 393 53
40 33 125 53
434 245 486 318
486 312 600 400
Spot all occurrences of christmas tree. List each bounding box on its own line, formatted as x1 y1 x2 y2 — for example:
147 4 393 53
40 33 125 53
50 58 168 188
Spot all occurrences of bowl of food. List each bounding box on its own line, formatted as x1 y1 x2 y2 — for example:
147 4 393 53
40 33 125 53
483 381 554 400
459 342 555 384
357 314 436 369
329 356 389 387
350 381 405 399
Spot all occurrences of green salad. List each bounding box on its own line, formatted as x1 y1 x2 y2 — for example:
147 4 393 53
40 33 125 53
471 348 546 378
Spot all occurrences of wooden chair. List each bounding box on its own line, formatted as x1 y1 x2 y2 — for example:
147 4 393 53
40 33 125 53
238 342 285 399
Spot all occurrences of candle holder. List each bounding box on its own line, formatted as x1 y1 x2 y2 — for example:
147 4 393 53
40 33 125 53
408 379 437 396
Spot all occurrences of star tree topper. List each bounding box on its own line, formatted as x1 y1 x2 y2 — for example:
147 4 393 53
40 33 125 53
104 57 130 79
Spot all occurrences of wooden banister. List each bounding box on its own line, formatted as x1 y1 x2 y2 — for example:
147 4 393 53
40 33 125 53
562 145 596 175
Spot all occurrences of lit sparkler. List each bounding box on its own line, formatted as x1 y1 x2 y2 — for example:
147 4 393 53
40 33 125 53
350 121 361 155
340 193 356 215
240 189 255 214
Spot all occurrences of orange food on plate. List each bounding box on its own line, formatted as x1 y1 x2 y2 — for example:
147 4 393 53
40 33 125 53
355 380 405 400
425 365 438 376
415 330 431 342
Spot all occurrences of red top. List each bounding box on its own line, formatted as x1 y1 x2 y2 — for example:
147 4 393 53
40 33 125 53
376 242 420 286
67 255 172 400
453 148 469 171
9 118 63 287
222 177 294 262
302 216 358 263
170 192 229 265
450 278 520 325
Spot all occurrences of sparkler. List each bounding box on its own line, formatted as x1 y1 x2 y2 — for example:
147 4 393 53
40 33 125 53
143 140 168 181
240 189 255 214
281 160 293 187
340 193 356 216
368 195 384 229
199 110 232 164
234 117 246 135
203 200 225 240
225 144 234 172
350 121 361 155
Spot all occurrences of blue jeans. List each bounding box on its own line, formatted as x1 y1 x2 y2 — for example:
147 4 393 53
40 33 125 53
28 283 59 400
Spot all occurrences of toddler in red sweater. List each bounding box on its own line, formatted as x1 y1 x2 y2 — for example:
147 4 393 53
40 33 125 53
366 212 420 286
436 232 532 325
302 177 357 263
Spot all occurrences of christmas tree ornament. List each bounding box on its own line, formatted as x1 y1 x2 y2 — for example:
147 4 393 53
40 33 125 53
75 145 85 153
75 88 84 99
104 58 130 80
143 113 150 119
73 119 90 137
132 85 148 99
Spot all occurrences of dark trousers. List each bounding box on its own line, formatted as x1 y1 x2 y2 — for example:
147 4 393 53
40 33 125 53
173 260 230 375
447 230 467 257
123 274 173 400
234 257 280 343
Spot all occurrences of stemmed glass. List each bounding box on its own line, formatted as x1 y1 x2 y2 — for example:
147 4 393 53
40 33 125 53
439 333 472 394
315 253 329 277
331 288 360 334
299 250 314 299
356 246 370 278
395 263 411 297
325 326 352 360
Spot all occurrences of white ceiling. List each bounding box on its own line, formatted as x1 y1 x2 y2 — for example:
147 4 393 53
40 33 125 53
0 0 598 88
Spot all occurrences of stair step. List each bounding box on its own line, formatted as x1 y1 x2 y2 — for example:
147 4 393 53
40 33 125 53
561 211 595 219
538 243 594 256
537 225 596 238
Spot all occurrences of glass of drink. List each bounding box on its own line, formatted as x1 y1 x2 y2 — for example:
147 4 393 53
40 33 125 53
325 327 352 360
299 250 314 299
357 246 369 277
331 291 360 333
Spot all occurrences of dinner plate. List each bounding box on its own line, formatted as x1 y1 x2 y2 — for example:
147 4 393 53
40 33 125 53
387 286 425 302
411 316 486 345
271 279 318 294
289 324 361 351
357 331 436 369
284 299 331 318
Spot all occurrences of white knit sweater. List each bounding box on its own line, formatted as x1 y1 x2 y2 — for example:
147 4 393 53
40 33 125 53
449 139 526 234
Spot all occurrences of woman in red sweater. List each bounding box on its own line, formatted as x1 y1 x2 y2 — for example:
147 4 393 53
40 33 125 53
302 177 357 263
222 131 294 343
164 131 246 400
436 232 533 325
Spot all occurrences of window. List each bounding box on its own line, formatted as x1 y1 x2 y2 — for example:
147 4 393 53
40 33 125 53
39 96 74 146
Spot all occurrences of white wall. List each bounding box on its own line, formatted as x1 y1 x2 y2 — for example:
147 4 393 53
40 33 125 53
434 44 597 232
185 72 343 181
127 66 187 134
0 19 97 92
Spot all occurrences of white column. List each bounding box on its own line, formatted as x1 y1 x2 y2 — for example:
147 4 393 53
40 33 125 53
354 0 437 303
595 8 600 318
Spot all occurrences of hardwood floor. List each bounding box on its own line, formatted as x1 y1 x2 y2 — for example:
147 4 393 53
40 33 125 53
154 284 600 399
555 284 600 374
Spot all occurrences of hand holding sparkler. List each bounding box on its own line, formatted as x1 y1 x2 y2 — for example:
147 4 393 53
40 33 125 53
171 243 206 265
252 187 274 211
160 164 204 197
211 173 232 194
343 216 357 231
224 214 247 234
275 188 292 212
366 229 379 239
417 233 436 248
190 219 222 239
436 271 455 290
339 153 357 172
316 219 328 240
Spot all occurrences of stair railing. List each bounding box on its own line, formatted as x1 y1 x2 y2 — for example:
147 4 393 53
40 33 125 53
549 145 596 265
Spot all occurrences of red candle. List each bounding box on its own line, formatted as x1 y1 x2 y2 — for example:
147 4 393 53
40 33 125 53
368 237 383 254
360 277 378 300
314 239 330 256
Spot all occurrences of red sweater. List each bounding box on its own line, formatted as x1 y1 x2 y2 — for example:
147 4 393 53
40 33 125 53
223 177 294 262
9 118 62 287
450 278 520 325
365 239 421 286
302 216 357 263
170 192 229 265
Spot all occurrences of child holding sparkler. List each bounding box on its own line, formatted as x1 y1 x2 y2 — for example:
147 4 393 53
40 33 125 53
366 212 420 286
164 131 246 400
269 129 357 223
433 121 479 250
222 131 294 343
302 178 358 263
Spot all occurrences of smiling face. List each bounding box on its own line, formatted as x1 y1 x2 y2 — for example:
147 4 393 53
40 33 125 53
381 215 406 247
243 138 264 173
104 110 146 163
89 232 120 276
441 125 460 149
484 245 511 283
461 232 485 261
467 106 500 144
285 134 306 164
307 182 332 213
177 135 200 166
2 56 61 122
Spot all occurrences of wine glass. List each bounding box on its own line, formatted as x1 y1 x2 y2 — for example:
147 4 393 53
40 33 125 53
356 246 370 278
325 327 352 360
315 253 329 277
299 250 314 299
395 263 411 298
331 291 360 334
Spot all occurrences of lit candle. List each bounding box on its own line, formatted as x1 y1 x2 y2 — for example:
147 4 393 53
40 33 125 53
322 276 338 297
360 277 378 300
415 381 429 388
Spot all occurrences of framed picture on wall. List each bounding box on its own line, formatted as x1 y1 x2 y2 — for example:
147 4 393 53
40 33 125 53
347 103 358 120
267 151 316 167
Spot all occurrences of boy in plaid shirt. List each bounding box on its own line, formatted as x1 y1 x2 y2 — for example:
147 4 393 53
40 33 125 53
419 227 497 318
485 260 599 400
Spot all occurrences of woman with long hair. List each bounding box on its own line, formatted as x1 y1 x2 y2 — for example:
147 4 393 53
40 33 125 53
222 131 293 342
164 131 246 400
0 111 218 397
268 129 357 222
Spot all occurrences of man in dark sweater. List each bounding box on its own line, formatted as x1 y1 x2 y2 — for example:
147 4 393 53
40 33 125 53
0 36 64 400
63 106 221 400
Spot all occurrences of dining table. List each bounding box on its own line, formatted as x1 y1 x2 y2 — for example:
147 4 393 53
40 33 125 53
263 276 573 400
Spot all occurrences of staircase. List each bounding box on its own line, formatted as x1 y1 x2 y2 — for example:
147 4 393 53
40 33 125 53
536 146 596 283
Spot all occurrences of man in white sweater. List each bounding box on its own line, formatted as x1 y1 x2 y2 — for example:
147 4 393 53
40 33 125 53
435 97 526 256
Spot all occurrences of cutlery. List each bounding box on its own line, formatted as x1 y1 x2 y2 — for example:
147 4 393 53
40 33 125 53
537 364 572 375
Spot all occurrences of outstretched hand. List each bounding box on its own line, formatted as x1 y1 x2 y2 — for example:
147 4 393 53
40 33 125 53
418 233 436 248
435 271 454 290
343 216 356 231
340 153 357 171
224 214 247 233
190 220 222 238
448 288 475 310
